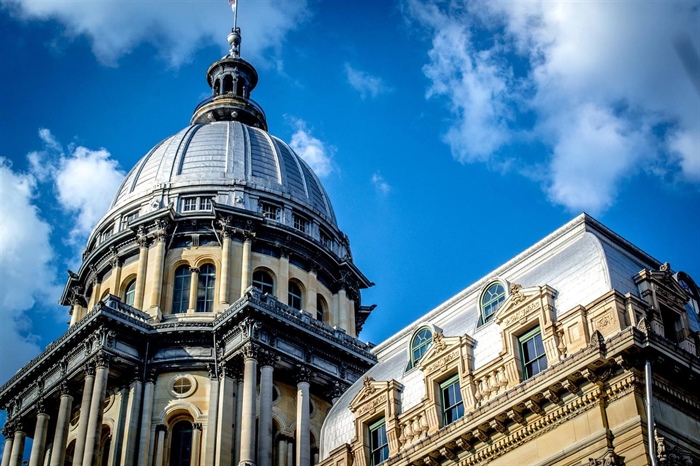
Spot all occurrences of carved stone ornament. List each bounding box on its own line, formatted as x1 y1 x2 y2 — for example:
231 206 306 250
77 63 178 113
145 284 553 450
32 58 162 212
588 448 618 466
363 376 377 395
241 343 259 360
510 283 526 304
259 350 278 368
432 331 447 352
295 365 313 384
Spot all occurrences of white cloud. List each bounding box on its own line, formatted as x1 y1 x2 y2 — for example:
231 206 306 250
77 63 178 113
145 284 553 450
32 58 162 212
3 0 310 67
288 118 334 178
0 159 58 382
344 63 391 99
27 129 126 243
404 0 700 214
372 171 391 195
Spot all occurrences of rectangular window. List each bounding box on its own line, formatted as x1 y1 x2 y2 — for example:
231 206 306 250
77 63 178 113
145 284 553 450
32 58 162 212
182 197 197 212
519 327 548 380
440 375 464 425
293 213 309 233
260 202 280 221
200 197 212 211
369 419 389 466
122 211 139 230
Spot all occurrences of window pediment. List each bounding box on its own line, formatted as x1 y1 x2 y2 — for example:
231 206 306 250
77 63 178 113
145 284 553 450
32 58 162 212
416 332 475 377
349 376 403 419
494 284 557 329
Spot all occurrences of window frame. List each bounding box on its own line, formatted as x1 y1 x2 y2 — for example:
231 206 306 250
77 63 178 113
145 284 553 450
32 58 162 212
123 279 136 307
252 270 274 295
260 201 281 221
293 212 309 233
181 196 213 213
479 281 507 326
288 281 303 310
196 264 216 313
440 374 464 426
518 326 548 380
368 418 389 466
172 265 191 314
409 327 433 369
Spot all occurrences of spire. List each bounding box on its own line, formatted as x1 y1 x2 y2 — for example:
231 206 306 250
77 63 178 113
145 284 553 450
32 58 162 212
191 0 267 130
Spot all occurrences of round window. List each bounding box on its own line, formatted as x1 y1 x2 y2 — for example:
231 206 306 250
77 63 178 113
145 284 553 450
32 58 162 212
169 375 197 398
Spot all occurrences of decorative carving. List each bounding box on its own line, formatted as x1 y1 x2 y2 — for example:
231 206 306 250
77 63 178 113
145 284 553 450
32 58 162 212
510 283 526 304
433 331 447 352
562 378 578 394
506 409 524 424
259 350 278 368
363 376 377 395
241 343 259 360
59 380 72 396
525 399 543 414
543 388 560 404
136 226 149 248
589 330 605 349
207 363 218 380
425 349 459 374
490 419 506 433
472 428 488 443
238 318 260 339
295 365 313 384
423 456 438 466
588 448 618 465
354 393 387 417
146 368 157 383
439 447 456 460
454 436 470 451
192 422 203 431
95 353 110 368
594 311 614 331
84 361 96 377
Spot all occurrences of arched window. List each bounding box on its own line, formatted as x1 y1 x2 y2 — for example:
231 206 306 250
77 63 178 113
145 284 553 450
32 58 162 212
410 327 432 368
288 281 303 310
172 265 191 314
124 279 136 306
223 75 233 94
214 78 220 96
480 281 506 325
196 264 216 312
316 294 328 322
253 270 274 295
169 421 193 466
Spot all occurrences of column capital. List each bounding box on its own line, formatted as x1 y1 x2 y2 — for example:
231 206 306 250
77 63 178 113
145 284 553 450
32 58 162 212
207 362 218 380
1 423 14 438
259 350 278 368
59 380 73 396
146 368 158 384
155 424 167 433
12 421 24 434
192 422 203 431
84 361 96 377
241 343 259 361
136 226 150 248
36 398 47 415
295 365 313 384
189 266 200 274
95 353 111 369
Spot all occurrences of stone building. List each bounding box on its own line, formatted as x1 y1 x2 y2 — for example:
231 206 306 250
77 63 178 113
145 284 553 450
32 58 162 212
319 214 700 465
0 21 376 466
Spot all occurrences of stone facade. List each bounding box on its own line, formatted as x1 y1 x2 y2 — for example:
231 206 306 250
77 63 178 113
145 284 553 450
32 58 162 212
319 216 700 466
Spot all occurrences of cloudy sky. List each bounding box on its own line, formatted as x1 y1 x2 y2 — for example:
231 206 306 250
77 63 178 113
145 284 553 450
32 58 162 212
1 0 699 388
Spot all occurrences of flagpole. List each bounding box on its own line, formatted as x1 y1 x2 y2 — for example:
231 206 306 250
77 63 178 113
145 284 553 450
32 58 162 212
234 0 238 30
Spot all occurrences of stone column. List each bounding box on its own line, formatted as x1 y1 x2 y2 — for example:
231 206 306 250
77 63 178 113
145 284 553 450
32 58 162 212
238 344 258 466
337 288 348 332
1 426 14 466
8 423 25 466
233 371 244 466
49 384 73 466
190 423 202 466
82 355 110 466
240 235 253 297
137 372 156 466
331 293 339 328
73 363 96 466
148 227 167 311
202 366 219 466
90 276 102 309
70 303 82 326
110 254 123 299
295 367 312 466
258 352 277 466
152 425 166 466
188 267 200 313
305 269 318 315
278 253 289 303
276 438 287 466
108 385 129 466
120 374 143 466
134 230 149 310
215 364 235 466
28 403 50 466
219 229 232 309
286 443 293 466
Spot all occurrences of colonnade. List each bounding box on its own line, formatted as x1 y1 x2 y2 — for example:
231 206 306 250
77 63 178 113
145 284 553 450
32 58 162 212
1 344 317 466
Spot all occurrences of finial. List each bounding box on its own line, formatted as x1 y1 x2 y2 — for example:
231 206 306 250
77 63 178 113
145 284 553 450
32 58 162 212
227 0 241 58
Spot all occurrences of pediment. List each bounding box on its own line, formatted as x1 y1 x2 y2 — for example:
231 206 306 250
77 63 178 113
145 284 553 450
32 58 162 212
417 332 475 376
494 283 557 327
349 376 403 413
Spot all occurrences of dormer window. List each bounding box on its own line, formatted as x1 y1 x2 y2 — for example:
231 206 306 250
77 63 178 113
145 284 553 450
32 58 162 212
122 211 139 230
260 202 280 221
408 327 432 369
181 196 213 212
293 213 309 233
479 281 506 326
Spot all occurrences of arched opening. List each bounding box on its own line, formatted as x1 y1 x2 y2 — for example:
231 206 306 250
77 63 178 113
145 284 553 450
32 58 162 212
196 264 216 312
316 295 328 323
236 79 244 97
214 78 220 96
288 281 303 310
172 265 191 314
124 278 136 306
253 270 274 295
169 421 193 466
96 426 111 466
223 75 233 94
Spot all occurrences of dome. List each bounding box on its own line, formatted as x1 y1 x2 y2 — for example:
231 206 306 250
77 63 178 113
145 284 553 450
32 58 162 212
110 120 337 225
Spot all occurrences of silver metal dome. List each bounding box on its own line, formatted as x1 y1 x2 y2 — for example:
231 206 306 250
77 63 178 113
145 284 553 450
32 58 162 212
110 120 337 225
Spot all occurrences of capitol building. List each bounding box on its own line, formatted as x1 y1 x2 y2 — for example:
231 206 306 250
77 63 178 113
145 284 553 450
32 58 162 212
1 15 699 466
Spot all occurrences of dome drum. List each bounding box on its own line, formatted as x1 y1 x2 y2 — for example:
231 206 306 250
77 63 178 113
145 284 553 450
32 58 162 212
191 95 267 129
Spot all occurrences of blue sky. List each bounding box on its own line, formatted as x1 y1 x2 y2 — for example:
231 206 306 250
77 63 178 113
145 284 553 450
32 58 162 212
1 0 699 387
